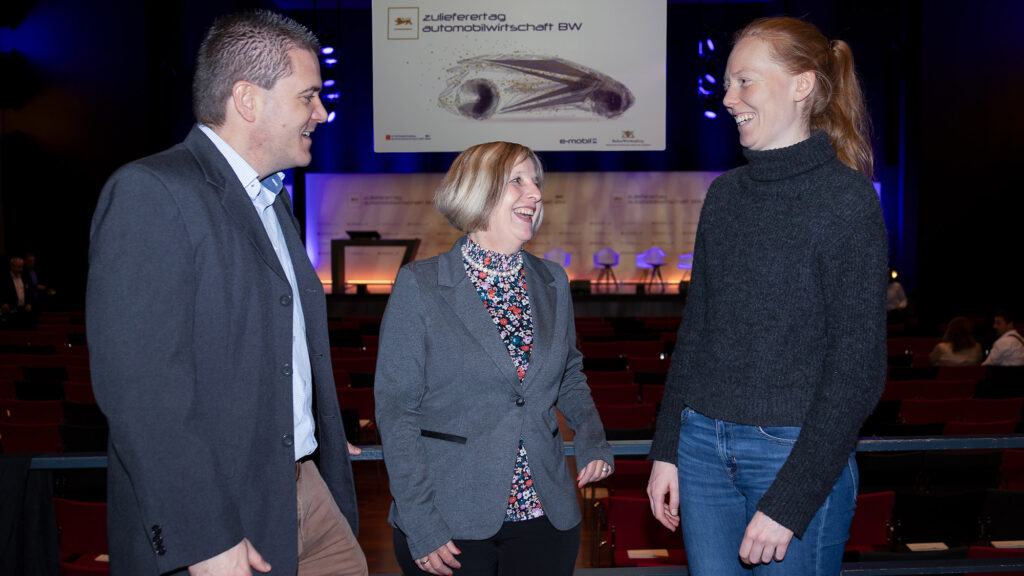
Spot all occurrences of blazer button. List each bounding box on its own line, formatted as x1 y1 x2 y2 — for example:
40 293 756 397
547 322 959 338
280 294 292 306
282 363 292 376
515 396 525 407
282 434 294 447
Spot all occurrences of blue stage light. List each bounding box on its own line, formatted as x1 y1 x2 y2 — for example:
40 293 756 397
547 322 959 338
704 110 717 119
325 92 341 101
698 41 704 57
327 111 336 123
324 57 338 66
704 74 716 84
322 46 335 55
323 79 336 88
706 39 715 52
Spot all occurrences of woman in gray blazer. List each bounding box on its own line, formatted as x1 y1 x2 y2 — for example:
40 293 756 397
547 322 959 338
376 141 613 576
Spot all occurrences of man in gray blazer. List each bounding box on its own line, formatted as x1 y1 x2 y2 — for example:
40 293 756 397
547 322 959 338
87 11 366 576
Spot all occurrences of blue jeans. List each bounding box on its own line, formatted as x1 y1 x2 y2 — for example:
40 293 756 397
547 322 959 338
676 407 857 575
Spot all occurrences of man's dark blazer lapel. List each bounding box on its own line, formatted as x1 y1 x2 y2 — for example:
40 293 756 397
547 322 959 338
183 126 287 282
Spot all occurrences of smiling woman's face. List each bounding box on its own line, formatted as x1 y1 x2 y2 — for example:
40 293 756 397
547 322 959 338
473 157 542 255
722 37 810 151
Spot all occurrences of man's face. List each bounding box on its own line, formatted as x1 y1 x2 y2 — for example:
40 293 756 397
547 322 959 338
253 48 327 176
9 258 22 276
993 316 1013 337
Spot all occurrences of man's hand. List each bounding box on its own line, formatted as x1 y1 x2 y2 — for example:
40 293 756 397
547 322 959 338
738 511 794 565
188 538 271 575
347 442 362 456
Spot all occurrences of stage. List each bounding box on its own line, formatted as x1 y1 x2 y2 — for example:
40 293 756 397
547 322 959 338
325 282 689 319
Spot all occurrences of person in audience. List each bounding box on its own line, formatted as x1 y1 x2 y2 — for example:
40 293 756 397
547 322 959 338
2 256 35 328
647 17 887 574
982 309 1024 366
87 10 366 576
22 252 55 306
929 316 984 366
375 141 612 576
887 269 907 312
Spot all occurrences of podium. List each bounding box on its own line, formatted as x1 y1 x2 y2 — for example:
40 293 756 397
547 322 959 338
331 238 420 294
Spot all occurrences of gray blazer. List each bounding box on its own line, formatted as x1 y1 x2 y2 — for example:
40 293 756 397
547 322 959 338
87 126 357 575
375 237 612 559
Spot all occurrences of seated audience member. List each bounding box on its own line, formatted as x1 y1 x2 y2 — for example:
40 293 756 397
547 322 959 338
887 269 907 311
982 309 1024 366
1 257 35 328
930 316 984 366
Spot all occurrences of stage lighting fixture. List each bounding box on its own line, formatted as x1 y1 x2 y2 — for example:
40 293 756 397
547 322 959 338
703 110 717 119
327 111 336 123
324 57 338 67
706 39 715 52
325 92 341 101
323 79 336 88
704 74 716 84
322 46 335 55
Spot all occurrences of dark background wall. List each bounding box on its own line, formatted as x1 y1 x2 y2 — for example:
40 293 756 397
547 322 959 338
1 0 1021 322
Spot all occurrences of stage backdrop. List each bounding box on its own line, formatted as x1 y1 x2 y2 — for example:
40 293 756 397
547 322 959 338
371 0 666 152
305 171 720 291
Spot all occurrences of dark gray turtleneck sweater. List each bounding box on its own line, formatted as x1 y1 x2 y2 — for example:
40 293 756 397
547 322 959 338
649 131 887 536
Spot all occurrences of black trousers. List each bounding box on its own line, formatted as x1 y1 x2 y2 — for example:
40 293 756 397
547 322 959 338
394 516 580 576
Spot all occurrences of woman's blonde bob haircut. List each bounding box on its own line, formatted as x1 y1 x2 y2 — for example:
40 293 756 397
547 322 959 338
434 141 544 234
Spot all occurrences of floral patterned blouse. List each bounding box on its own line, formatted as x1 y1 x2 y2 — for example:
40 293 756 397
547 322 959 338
462 236 545 521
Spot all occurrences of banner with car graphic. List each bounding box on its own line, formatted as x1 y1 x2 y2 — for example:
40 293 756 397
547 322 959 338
372 0 666 152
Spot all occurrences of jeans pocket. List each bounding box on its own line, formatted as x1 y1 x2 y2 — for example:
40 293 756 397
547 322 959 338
679 406 693 426
755 425 800 445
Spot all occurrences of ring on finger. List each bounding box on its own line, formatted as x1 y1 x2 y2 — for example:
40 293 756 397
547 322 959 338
420 559 430 566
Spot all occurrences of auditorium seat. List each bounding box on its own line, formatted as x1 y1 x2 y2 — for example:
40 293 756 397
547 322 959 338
0 379 14 399
857 451 925 493
333 357 376 373
62 381 96 404
0 398 63 424
976 367 1024 398
924 379 978 399
605 495 685 567
964 398 1024 422
1001 450 1024 490
582 357 629 372
53 497 109 574
642 384 665 405
899 398 964 425
944 420 1018 435
966 546 1024 576
891 490 984 544
980 489 1024 542
0 421 63 453
336 387 377 443
922 451 1003 491
582 370 633 387
628 357 671 373
589 384 639 405
580 341 625 359
846 491 895 553
595 403 656 440
937 365 987 382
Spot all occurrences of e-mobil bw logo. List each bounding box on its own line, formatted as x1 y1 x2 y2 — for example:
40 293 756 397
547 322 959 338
388 7 419 40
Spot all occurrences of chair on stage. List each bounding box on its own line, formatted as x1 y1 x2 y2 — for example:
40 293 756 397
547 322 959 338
543 248 571 268
593 248 620 290
54 497 109 575
635 247 666 291
846 491 895 553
